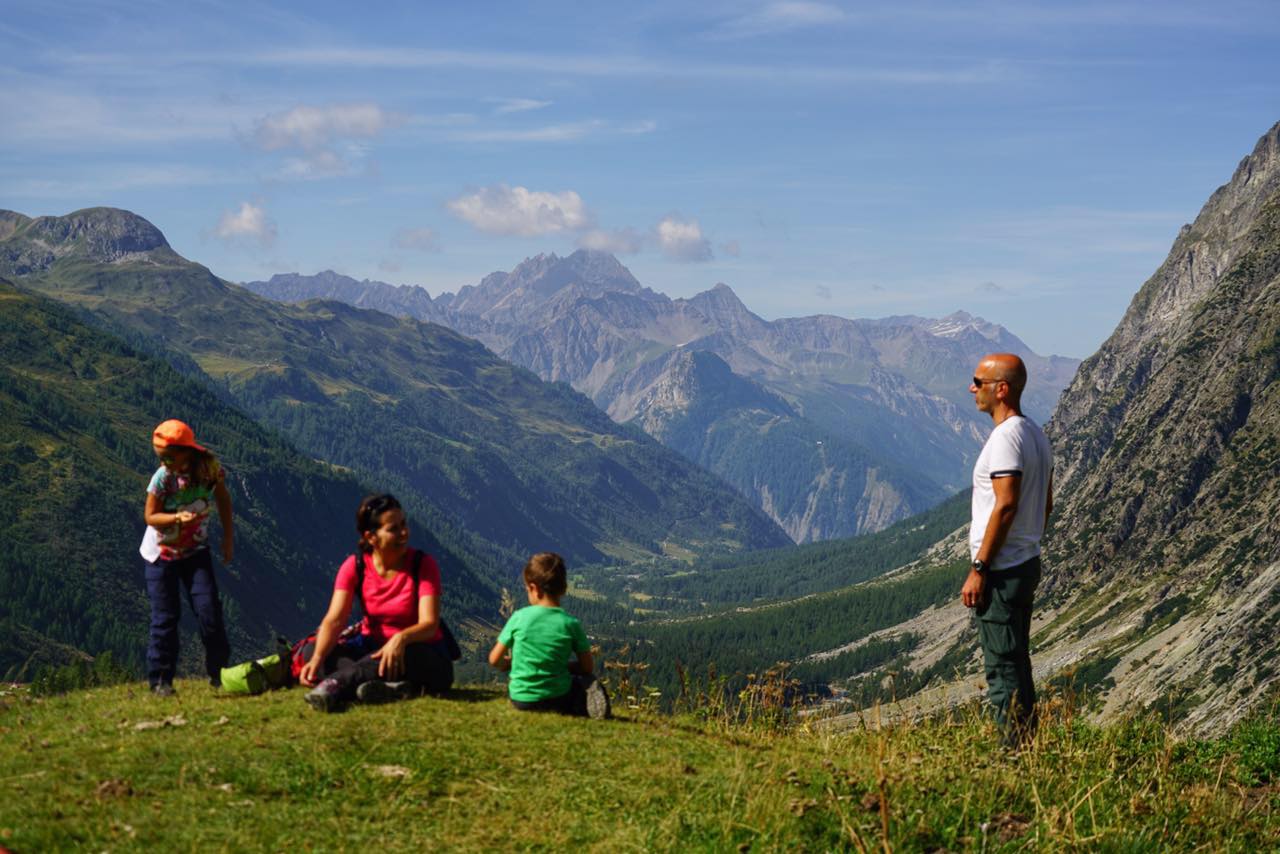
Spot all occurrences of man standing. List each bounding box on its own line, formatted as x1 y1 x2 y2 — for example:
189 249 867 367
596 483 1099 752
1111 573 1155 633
962 353 1053 744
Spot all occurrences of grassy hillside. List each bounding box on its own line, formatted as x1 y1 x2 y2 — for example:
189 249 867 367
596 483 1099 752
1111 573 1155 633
1 681 1276 851
0 279 494 676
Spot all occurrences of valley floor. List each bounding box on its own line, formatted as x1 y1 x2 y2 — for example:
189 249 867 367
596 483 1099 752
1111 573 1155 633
1 681 1277 851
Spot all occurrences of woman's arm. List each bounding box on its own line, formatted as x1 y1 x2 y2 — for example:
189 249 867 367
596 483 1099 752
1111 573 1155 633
144 492 192 528
300 587 354 687
371 594 440 679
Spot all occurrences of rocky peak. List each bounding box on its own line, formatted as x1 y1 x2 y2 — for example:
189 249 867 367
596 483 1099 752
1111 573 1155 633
270 269 357 288
684 283 768 336
0 207 173 277
1051 120 1280 485
446 249 642 320
0 211 32 241
31 207 169 258
926 311 1005 342
1118 122 1277 351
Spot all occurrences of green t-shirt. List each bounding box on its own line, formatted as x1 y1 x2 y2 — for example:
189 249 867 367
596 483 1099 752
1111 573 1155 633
497 605 590 702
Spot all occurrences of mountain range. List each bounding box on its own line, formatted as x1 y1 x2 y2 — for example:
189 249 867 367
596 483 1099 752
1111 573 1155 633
0 206 795 672
247 254 1079 542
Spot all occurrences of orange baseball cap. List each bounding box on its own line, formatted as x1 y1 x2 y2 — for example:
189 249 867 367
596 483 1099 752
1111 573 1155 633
152 419 206 451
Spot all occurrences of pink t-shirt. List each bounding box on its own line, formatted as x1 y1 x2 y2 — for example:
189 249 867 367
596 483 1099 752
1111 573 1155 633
334 550 443 644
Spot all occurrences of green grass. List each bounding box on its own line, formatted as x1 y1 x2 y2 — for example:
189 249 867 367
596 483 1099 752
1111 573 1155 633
2 681 1277 851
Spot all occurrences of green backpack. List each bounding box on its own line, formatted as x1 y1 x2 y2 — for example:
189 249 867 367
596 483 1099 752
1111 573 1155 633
220 642 293 695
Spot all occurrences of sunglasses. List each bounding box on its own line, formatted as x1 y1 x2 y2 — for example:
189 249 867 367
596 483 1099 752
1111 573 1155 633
972 376 1007 388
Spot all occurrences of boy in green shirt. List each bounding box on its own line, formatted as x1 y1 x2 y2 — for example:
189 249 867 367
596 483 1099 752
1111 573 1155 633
488 553 611 718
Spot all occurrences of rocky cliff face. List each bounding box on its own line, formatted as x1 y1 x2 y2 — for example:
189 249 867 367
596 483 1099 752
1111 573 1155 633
1030 122 1280 732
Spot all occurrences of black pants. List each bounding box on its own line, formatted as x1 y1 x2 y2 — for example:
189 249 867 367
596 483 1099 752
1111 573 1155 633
301 636 453 700
976 555 1041 743
145 549 230 687
510 673 594 716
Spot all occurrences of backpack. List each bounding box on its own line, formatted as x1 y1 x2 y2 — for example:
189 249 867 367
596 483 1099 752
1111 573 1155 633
288 550 462 680
221 639 294 695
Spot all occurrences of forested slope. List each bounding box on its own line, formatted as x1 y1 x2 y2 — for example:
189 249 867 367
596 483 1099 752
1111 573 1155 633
0 279 494 678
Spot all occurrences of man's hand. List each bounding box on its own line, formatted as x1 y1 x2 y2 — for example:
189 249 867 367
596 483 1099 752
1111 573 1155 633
961 567 987 609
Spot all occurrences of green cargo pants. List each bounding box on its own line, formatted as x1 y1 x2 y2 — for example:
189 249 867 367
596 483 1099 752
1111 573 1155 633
976 555 1041 744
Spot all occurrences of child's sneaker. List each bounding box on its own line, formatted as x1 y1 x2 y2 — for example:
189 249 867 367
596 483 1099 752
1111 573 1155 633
584 677 611 720
356 680 417 704
151 683 176 698
304 678 343 713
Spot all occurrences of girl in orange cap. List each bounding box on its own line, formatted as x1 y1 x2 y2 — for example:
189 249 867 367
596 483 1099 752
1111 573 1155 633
140 419 234 696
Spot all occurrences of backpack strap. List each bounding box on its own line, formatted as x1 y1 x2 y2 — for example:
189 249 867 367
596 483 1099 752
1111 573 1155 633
351 552 366 623
411 549 423 585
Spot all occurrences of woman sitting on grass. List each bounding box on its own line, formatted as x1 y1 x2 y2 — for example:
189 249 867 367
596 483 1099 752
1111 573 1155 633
300 494 453 711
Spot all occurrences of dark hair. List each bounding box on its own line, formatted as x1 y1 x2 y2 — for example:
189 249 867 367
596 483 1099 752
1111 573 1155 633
184 447 219 489
523 552 567 597
161 445 220 489
355 494 402 553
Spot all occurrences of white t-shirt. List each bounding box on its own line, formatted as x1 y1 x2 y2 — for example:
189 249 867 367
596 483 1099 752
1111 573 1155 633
970 415 1053 570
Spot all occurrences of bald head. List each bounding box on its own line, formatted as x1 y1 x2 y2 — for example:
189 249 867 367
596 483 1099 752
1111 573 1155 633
979 353 1027 403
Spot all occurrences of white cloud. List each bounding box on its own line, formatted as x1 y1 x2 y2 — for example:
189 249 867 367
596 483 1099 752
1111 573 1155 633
447 184 590 237
278 149 352 180
251 103 401 181
392 227 438 251
655 215 713 262
253 103 400 151
214 201 276 247
713 2 849 39
577 227 645 255
488 97 553 115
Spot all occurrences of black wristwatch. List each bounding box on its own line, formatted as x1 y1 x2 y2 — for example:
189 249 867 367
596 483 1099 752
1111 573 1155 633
971 559 989 575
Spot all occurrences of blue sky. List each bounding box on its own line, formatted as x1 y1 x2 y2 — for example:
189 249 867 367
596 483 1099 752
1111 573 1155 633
2 1 1277 357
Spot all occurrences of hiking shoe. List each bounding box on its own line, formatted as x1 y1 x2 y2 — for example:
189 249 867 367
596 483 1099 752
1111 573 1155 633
304 678 343 713
584 677 611 720
356 680 417 704
151 683 176 698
